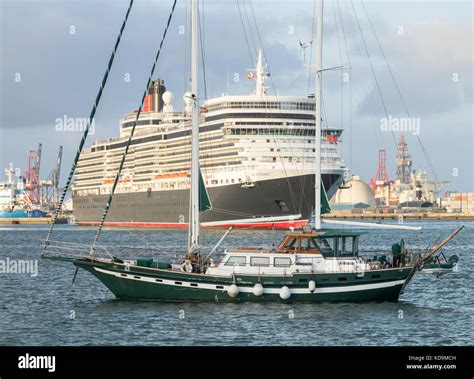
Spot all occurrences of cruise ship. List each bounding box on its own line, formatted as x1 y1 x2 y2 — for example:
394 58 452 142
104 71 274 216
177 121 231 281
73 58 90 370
72 52 346 229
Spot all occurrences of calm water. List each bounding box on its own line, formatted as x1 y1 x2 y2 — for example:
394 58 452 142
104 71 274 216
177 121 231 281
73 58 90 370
0 221 472 346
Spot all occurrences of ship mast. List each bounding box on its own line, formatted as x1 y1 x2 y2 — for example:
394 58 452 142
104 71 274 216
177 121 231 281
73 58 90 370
189 0 200 250
255 49 268 96
314 0 323 230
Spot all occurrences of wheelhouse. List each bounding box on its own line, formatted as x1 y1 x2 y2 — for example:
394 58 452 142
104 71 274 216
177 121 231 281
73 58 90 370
205 230 367 276
276 230 364 258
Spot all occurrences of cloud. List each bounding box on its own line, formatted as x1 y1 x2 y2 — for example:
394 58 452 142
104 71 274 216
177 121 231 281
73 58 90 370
0 0 472 191
355 17 472 118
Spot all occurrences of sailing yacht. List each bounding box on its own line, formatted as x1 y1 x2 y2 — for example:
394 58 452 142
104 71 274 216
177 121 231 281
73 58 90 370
42 0 463 303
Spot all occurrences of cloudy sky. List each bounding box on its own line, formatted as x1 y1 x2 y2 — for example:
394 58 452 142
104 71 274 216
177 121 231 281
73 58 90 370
1 0 472 192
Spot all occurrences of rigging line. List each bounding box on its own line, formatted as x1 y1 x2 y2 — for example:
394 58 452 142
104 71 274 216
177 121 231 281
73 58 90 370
342 24 390 176
243 0 259 57
247 0 277 97
199 0 208 100
321 91 329 128
198 0 216 186
91 0 178 251
247 0 300 213
298 0 317 213
344 15 387 176
336 0 354 175
236 0 256 66
344 10 377 126
349 0 397 147
41 0 134 254
332 0 344 130
350 4 395 178
360 1 439 181
343 0 386 165
307 0 317 95
183 0 189 94
210 207 255 217
320 94 331 200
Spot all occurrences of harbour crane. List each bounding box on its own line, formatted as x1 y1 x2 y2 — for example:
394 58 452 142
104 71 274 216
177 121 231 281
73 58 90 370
41 145 63 210
24 143 42 205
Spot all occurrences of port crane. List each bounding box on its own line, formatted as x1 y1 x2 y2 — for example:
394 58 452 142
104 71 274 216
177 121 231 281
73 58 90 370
23 143 42 205
41 146 63 210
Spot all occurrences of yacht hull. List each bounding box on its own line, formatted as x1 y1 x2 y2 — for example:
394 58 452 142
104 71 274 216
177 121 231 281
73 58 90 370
74 258 412 302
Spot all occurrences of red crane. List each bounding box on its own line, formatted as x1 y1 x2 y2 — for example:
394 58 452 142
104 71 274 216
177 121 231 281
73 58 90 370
370 149 389 192
24 143 42 206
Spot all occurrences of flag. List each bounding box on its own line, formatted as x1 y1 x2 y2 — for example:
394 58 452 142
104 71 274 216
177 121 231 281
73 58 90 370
326 134 338 143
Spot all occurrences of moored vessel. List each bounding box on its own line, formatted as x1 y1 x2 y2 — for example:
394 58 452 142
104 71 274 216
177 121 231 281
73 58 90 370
42 0 463 304
0 163 46 219
71 51 346 229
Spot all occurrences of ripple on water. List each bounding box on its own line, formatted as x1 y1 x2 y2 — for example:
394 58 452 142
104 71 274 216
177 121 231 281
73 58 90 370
0 222 472 346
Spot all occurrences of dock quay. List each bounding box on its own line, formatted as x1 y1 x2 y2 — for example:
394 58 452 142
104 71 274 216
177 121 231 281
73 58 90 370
0 217 68 225
323 212 474 221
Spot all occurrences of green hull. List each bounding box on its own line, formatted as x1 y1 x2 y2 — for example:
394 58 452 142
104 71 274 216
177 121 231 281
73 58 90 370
423 263 456 270
74 258 413 303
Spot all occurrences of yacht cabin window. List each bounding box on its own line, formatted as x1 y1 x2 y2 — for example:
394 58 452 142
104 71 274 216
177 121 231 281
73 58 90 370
250 257 270 267
225 256 246 266
274 257 292 267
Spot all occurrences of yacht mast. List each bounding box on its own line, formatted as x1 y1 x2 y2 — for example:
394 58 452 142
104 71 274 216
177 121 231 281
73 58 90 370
314 0 323 230
189 0 200 249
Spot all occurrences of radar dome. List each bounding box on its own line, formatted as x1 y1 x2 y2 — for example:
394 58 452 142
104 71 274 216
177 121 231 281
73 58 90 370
162 91 174 105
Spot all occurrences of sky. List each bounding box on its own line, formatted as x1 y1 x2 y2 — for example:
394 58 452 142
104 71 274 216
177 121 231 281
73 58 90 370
0 0 473 192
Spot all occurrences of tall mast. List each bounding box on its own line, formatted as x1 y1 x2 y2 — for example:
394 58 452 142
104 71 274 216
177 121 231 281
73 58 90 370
189 0 200 249
314 0 323 230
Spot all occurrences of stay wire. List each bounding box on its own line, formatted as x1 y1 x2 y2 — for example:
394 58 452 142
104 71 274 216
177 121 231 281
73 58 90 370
92 0 178 251
360 0 438 181
42 0 135 254
350 0 397 147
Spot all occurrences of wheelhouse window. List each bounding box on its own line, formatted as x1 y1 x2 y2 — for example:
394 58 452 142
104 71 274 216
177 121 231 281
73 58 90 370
335 236 353 256
250 257 270 267
353 236 359 255
274 257 292 267
225 256 246 266
316 237 333 255
301 237 320 252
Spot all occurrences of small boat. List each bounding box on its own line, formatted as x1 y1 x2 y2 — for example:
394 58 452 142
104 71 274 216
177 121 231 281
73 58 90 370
421 254 459 276
240 181 256 189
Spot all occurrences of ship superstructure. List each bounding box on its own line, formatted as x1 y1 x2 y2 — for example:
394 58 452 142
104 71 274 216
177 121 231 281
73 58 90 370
72 52 346 228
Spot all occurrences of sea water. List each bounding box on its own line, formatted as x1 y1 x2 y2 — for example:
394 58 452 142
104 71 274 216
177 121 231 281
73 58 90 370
0 221 472 346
